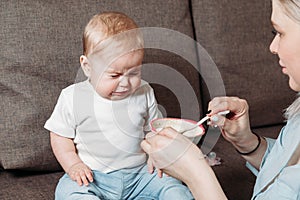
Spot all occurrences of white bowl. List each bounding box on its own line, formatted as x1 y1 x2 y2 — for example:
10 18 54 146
150 118 205 144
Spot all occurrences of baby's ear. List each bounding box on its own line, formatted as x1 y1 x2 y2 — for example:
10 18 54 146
80 55 91 77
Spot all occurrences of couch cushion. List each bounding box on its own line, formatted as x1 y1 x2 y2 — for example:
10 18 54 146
0 0 201 169
0 170 63 199
191 0 296 127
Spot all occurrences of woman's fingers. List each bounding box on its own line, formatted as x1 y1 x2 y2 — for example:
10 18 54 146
145 128 179 142
207 96 252 144
209 113 236 131
208 96 248 117
147 157 155 174
209 114 226 127
156 127 180 139
141 140 151 153
144 129 177 152
157 168 163 178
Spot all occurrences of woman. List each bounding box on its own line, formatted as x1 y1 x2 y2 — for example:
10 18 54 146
141 0 300 199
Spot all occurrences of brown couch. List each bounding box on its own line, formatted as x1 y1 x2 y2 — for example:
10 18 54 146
0 0 296 199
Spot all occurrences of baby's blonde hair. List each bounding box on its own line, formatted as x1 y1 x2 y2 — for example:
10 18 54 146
83 12 143 57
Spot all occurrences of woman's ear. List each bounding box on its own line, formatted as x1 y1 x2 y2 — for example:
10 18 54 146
80 55 91 77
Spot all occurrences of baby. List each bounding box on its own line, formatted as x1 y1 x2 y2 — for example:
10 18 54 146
45 11 194 199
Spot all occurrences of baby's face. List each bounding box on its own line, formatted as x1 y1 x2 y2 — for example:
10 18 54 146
90 50 143 100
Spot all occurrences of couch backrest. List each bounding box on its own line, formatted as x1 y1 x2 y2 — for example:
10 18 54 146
1 0 296 171
0 0 201 170
191 0 296 127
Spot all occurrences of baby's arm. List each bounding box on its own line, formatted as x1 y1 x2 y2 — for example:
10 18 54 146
50 132 93 186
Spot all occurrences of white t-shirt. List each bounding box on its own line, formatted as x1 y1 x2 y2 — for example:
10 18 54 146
44 80 162 173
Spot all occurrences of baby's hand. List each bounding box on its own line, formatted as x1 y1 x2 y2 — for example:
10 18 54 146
67 162 93 186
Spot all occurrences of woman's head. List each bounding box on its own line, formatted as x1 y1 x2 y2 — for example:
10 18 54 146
270 0 300 92
271 0 300 118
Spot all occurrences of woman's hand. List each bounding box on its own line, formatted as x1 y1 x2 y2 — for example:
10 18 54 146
208 97 267 169
67 162 94 186
141 128 205 183
208 97 253 148
141 128 227 200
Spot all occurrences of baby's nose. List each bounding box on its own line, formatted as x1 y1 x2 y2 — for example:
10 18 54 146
119 75 129 86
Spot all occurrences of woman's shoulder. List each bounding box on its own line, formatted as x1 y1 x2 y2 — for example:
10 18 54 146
285 114 300 137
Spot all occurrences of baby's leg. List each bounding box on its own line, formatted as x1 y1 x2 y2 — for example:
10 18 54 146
124 165 194 200
55 171 123 200
156 176 194 200
55 173 100 200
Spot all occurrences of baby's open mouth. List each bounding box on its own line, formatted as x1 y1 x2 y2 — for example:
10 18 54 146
112 90 130 96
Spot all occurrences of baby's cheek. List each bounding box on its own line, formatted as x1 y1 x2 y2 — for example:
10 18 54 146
95 84 112 98
131 78 141 89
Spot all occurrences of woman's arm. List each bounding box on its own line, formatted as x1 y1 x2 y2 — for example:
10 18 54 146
141 128 227 200
184 152 228 200
234 132 267 170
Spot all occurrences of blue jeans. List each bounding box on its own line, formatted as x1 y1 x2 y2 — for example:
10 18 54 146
55 164 194 200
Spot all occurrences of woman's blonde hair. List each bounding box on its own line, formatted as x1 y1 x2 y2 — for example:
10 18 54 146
284 94 300 119
82 12 143 57
277 0 300 24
